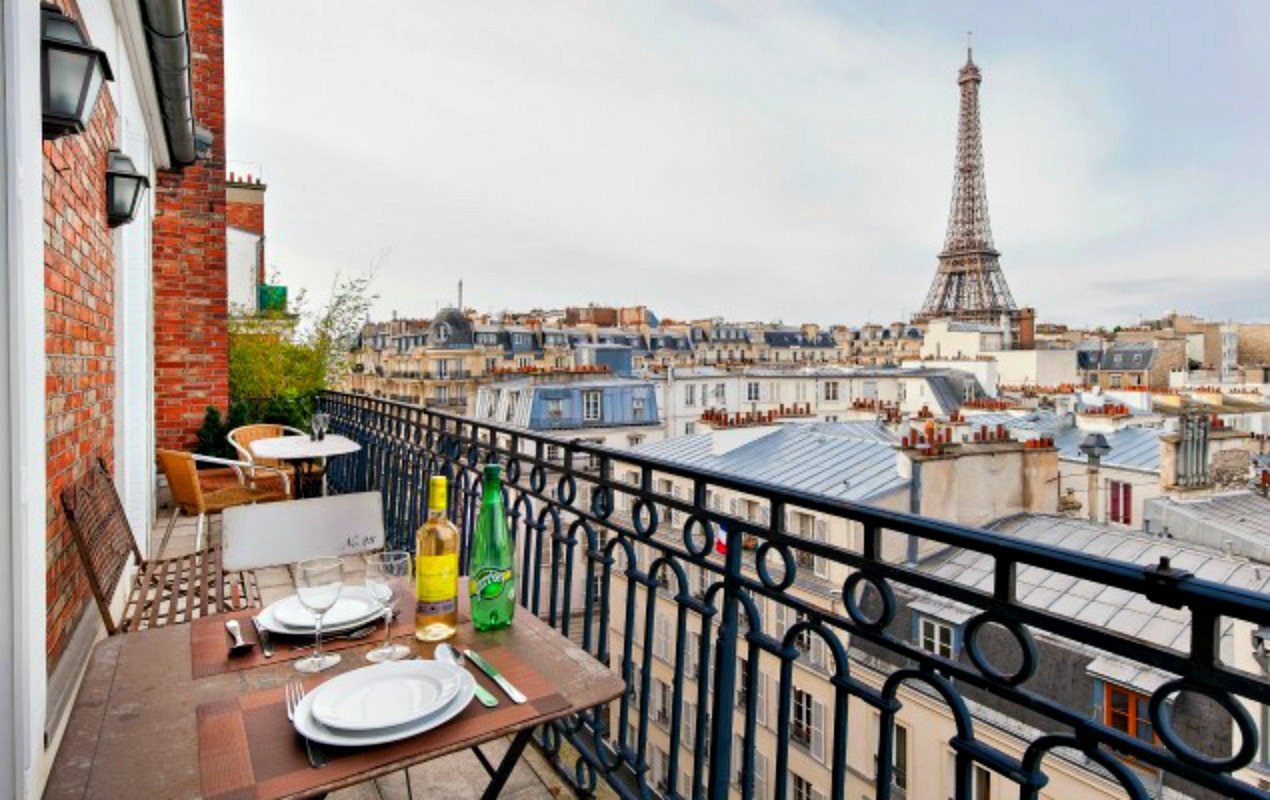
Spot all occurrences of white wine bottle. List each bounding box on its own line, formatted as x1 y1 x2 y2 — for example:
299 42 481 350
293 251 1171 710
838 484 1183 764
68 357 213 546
415 476 459 641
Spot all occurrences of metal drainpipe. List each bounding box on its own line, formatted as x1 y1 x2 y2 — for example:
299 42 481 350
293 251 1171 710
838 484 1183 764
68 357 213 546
141 0 197 165
907 459 921 563
1087 454 1101 523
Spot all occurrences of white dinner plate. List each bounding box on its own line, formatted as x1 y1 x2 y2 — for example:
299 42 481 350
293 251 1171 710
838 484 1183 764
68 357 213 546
257 589 386 636
309 660 465 731
273 587 383 629
293 665 475 747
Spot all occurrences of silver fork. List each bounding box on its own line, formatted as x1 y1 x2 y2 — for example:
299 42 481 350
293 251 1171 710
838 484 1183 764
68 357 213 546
285 681 326 768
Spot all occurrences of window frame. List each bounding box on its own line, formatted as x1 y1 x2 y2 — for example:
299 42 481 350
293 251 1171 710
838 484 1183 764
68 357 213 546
1103 682 1157 746
919 616 955 659
582 390 602 422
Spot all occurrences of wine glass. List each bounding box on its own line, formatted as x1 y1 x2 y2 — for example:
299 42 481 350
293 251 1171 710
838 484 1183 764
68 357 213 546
365 551 412 662
311 412 329 441
294 556 344 673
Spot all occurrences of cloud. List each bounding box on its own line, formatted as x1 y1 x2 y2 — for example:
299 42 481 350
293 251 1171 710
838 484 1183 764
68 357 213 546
226 1 1269 327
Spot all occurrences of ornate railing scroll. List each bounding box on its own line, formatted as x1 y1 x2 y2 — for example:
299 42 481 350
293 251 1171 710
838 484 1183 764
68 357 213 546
318 391 1270 800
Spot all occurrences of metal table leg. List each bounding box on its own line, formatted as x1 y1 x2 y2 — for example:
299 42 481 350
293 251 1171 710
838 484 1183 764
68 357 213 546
478 728 534 800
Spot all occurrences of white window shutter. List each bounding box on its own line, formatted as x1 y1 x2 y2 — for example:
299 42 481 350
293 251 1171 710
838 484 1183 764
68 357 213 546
755 669 768 726
772 603 789 638
755 752 769 800
760 506 770 525
812 635 827 669
732 735 743 785
811 699 825 762
683 700 695 747
814 519 829 578
729 498 738 514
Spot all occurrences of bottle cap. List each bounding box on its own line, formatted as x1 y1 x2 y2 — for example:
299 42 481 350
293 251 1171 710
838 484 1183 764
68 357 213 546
427 476 448 511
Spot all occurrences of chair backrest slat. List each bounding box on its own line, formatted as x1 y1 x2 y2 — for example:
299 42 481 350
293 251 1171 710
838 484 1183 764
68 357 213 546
61 459 142 635
221 491 386 572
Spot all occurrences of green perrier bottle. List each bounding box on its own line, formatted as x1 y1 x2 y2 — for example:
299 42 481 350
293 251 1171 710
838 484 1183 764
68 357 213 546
470 464 514 631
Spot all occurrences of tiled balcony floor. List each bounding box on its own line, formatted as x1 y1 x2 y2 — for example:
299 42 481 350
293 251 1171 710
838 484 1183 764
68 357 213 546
150 508 566 800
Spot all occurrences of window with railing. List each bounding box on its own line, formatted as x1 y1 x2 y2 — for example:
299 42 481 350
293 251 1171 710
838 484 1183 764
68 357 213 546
791 688 813 747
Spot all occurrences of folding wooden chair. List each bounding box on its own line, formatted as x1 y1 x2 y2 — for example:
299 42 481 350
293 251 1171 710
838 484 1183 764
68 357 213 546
61 459 261 635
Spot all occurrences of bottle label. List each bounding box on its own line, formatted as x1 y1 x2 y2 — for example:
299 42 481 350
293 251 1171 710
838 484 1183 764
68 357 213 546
471 567 513 602
416 553 458 615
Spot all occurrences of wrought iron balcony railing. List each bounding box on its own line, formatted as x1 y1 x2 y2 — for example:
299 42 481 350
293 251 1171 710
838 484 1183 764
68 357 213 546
317 391 1270 800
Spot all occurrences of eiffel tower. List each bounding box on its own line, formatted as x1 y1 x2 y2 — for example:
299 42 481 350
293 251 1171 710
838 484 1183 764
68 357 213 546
915 42 1020 326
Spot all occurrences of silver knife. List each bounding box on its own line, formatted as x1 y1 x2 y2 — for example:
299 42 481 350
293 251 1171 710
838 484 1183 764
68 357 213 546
251 616 274 657
463 649 527 704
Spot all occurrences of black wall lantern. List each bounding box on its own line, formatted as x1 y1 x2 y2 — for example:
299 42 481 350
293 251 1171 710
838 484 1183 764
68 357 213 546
41 3 113 139
105 151 149 227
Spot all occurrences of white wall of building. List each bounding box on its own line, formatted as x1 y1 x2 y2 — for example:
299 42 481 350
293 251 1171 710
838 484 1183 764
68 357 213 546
920 320 1004 358
992 349 1078 388
100 2 162 553
3 2 50 795
228 226 260 313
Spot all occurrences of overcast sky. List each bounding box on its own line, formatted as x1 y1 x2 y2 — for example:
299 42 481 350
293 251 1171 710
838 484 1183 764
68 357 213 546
225 1 1270 328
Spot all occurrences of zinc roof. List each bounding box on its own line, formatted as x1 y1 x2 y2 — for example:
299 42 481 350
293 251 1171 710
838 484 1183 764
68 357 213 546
1054 425 1161 473
631 422 905 502
916 515 1270 694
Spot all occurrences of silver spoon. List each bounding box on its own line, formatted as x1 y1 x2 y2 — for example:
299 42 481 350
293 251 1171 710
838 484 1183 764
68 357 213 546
437 643 499 707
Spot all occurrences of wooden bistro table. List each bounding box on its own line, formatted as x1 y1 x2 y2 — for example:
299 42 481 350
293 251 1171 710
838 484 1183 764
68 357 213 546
248 434 361 499
45 585 624 800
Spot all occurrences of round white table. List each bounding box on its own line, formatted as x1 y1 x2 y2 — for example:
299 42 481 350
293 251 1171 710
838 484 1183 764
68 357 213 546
249 434 361 498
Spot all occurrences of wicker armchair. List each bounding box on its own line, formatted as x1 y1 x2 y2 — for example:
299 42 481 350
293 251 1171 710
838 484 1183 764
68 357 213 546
156 449 290 553
227 423 306 492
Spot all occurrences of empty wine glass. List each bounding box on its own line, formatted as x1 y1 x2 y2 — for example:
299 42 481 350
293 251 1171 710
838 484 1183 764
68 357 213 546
365 551 412 663
295 556 344 673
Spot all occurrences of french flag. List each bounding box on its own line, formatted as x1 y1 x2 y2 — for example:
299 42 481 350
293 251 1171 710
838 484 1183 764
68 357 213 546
714 521 728 555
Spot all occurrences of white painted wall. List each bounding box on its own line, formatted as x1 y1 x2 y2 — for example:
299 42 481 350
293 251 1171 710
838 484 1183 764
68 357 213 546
105 6 159 553
228 226 260 313
3 2 50 796
992 349 1078 388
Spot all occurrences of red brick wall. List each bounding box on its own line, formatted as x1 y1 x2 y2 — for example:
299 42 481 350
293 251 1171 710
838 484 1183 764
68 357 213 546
153 0 229 450
43 0 117 671
227 189 264 235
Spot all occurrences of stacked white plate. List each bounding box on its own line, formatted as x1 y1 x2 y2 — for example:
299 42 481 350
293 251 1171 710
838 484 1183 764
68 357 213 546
292 660 476 746
257 586 387 636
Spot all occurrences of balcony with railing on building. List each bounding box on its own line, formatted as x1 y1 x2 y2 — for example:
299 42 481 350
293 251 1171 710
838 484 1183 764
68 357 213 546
317 391 1270 800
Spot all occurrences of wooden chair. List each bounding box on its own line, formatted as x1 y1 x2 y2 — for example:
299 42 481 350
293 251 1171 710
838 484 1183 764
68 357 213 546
156 449 291 553
61 459 261 635
221 491 385 572
227 423 305 492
